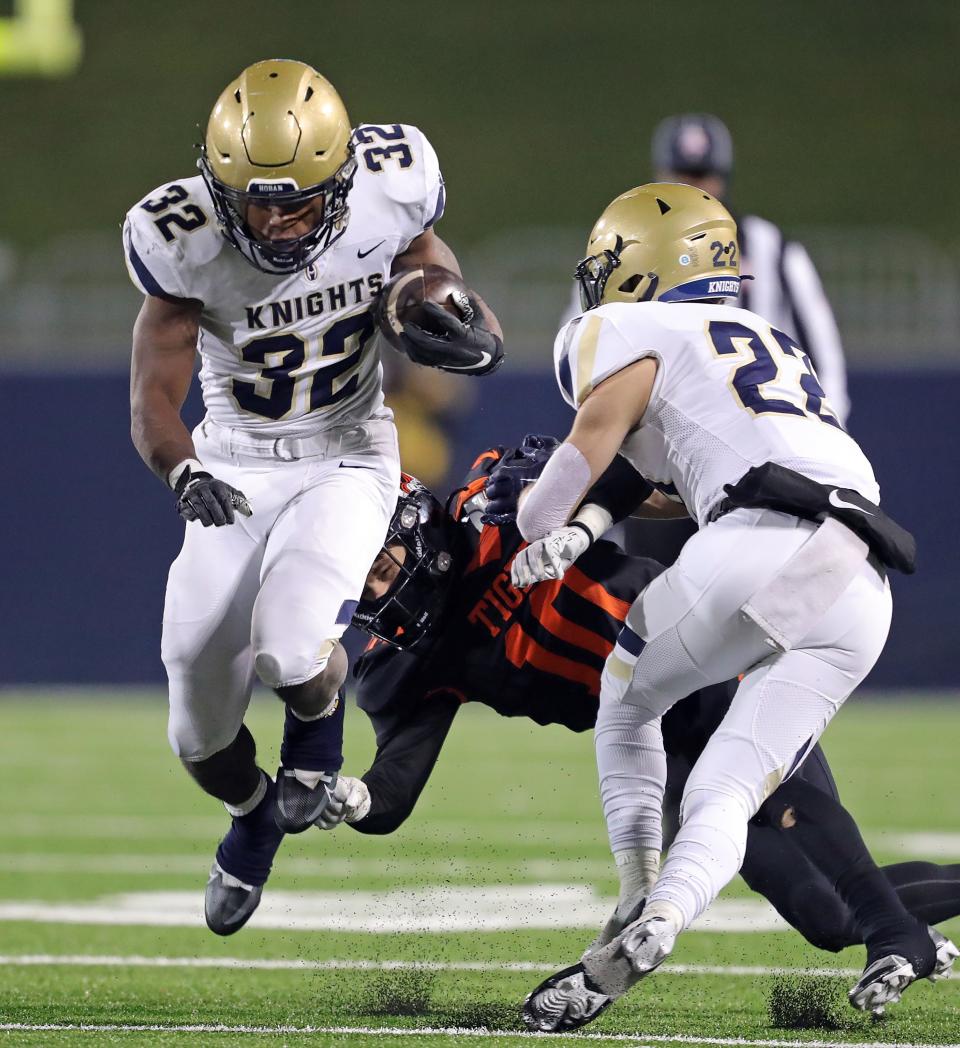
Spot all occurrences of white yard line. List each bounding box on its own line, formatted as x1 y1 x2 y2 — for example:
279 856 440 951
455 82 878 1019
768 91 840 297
0 1023 957 1048
1 817 957 856
0 887 790 933
0 953 864 977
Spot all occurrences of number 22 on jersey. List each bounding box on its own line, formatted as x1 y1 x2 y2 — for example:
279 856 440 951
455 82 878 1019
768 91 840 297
706 320 841 429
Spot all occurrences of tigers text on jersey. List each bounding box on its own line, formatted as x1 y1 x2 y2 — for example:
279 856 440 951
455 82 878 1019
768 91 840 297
355 446 661 743
123 124 444 437
554 301 879 524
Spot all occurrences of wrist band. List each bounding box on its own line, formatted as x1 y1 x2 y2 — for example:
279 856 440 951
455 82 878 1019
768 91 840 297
567 520 595 544
168 458 204 491
571 503 614 544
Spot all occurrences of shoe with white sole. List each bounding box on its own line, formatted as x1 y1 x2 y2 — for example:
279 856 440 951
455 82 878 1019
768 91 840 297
522 963 614 1032
849 954 918 1016
929 926 959 981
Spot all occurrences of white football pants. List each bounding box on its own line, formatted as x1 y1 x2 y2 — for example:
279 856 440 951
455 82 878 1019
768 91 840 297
595 507 892 929
162 416 399 761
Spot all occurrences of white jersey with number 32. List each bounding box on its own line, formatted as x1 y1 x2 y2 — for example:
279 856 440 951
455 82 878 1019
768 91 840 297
554 301 879 524
123 123 444 437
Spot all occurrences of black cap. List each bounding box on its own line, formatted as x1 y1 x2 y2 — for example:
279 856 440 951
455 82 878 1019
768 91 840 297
651 114 733 177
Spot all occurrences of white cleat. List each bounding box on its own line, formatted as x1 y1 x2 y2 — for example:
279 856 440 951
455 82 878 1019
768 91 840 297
928 927 960 982
522 963 614 1033
621 915 678 974
848 954 917 1016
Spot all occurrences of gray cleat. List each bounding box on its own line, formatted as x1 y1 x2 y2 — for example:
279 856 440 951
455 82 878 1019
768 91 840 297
522 963 614 1032
204 861 263 936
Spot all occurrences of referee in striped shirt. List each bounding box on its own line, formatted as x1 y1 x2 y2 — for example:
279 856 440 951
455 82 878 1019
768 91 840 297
651 112 850 423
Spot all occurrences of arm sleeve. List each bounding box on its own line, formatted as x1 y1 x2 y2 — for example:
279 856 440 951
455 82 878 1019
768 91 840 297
781 240 850 425
351 691 460 835
583 454 654 524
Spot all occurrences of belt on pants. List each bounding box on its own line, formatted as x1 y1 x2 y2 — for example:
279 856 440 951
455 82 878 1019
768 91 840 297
198 417 391 462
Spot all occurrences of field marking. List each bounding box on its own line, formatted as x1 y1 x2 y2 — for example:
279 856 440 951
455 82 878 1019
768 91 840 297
1 815 957 856
0 886 790 933
0 953 864 977
1 1024 958 1048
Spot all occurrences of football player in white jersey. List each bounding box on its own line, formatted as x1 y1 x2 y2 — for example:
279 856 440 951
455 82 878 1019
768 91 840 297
514 183 942 1027
124 59 502 936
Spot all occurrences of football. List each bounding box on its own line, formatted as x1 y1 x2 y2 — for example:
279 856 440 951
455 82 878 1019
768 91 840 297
374 264 474 353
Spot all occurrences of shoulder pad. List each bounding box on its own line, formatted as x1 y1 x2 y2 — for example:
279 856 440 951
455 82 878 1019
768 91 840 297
353 123 444 230
123 176 219 301
554 306 663 409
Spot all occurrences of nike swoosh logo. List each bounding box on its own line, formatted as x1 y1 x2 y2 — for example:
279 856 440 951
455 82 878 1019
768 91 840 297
437 350 493 371
357 240 386 259
339 461 377 470
828 489 873 516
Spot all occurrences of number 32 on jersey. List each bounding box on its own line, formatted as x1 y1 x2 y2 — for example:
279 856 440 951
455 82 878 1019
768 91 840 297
232 311 375 421
707 320 841 429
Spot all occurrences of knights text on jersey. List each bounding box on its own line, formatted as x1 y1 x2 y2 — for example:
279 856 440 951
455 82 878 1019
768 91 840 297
553 301 879 524
122 124 444 437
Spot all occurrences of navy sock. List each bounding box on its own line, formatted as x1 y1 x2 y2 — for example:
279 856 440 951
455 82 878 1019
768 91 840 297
280 688 346 772
215 775 285 887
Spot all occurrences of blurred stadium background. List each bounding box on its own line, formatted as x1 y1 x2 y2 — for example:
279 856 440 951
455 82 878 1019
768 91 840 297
3 0 959 688
2 3 959 1043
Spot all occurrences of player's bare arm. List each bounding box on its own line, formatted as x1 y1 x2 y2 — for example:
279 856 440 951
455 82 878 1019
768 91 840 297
130 294 251 528
632 490 690 519
130 293 201 482
393 227 503 339
382 226 504 374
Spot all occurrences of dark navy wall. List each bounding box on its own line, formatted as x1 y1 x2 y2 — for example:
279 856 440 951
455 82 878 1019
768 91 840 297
2 369 956 687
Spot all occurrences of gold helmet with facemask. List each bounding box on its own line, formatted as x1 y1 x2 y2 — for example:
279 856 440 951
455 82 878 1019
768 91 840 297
199 59 356 274
575 182 740 310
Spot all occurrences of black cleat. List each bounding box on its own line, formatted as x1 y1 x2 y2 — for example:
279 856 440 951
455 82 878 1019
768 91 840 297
522 963 615 1033
274 768 337 833
204 861 263 936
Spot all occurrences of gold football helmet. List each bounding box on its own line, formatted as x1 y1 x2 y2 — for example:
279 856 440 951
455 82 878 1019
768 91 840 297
199 59 356 273
574 183 740 310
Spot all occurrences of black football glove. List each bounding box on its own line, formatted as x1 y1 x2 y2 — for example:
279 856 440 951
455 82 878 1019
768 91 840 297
401 299 504 376
175 465 252 528
482 433 561 525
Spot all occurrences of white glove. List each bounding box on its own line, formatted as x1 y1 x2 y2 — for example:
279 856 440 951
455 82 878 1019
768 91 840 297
510 524 591 588
315 775 371 830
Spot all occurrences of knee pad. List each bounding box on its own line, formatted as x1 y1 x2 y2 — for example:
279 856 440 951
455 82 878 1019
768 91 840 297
254 636 337 689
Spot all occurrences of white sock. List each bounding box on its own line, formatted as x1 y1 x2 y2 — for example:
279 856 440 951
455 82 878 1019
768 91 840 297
291 769 333 789
646 791 746 931
614 847 660 918
223 771 267 818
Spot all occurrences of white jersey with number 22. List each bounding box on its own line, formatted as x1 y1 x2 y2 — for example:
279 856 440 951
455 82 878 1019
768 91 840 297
553 300 878 525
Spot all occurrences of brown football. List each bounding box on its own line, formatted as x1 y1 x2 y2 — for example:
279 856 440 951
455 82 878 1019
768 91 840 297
374 264 474 353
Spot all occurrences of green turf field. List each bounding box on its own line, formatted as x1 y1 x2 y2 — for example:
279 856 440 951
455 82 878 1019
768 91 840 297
0 690 958 1047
